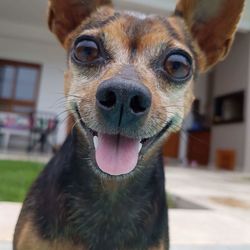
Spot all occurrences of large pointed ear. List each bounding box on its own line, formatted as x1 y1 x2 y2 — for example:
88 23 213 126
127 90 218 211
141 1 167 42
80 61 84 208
48 0 112 47
175 0 244 72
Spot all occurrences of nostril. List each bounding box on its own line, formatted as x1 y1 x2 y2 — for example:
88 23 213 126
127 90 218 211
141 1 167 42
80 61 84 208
130 95 148 114
99 90 116 109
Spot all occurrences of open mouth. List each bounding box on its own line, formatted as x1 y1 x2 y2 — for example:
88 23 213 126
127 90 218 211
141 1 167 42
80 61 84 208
75 105 172 176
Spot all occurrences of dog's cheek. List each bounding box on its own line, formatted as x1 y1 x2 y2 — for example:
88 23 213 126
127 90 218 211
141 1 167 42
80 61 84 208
64 70 73 96
183 87 195 117
166 86 192 132
73 79 100 130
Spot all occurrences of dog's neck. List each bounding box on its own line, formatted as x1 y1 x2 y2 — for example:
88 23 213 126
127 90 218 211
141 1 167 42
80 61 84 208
32 128 168 249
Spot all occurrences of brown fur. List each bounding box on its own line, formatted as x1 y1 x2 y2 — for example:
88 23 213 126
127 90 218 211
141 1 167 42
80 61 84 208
14 0 244 249
48 0 112 46
149 241 165 250
64 11 197 142
16 220 85 250
175 0 245 71
16 219 165 250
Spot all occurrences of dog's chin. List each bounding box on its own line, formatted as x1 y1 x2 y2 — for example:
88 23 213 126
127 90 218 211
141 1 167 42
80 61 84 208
75 108 172 178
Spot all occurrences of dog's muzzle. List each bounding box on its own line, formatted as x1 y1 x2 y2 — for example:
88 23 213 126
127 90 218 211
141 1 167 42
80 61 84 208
94 78 152 176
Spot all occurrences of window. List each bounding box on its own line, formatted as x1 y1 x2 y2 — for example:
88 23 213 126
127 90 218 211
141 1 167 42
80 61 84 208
213 91 244 125
0 59 41 114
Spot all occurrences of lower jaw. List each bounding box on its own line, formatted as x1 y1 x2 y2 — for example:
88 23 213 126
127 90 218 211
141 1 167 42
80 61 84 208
75 106 173 177
83 123 172 177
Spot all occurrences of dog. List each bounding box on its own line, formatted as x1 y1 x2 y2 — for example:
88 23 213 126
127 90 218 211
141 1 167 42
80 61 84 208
13 0 244 249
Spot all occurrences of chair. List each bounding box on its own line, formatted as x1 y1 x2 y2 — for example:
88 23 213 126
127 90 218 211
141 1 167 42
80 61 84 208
27 112 58 153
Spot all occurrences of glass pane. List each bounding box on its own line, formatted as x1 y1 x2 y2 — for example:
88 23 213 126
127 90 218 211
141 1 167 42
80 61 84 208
0 65 15 98
15 67 38 101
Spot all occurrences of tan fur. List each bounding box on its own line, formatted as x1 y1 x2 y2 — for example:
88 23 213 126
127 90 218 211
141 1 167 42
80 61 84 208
64 6 116 49
14 0 245 249
149 241 166 250
16 216 166 250
175 0 245 71
64 70 72 96
48 0 112 46
63 11 199 142
16 220 85 250
64 13 196 143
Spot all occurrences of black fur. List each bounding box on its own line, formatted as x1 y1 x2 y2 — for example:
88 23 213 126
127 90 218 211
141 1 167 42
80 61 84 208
18 128 169 250
83 13 121 31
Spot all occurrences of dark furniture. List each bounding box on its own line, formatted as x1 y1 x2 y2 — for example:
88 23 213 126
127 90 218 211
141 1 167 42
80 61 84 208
27 112 58 153
163 132 180 158
187 130 211 166
213 91 244 125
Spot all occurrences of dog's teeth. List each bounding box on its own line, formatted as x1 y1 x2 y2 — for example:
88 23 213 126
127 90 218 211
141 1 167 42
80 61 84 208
93 136 98 149
138 143 143 153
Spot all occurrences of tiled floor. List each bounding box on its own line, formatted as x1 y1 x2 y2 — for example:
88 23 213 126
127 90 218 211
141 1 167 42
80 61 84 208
1 167 250 249
0 242 11 250
1 242 249 250
172 246 250 250
166 167 250 246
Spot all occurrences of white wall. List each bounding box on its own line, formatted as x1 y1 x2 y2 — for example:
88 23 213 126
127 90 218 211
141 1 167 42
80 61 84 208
178 74 208 163
0 21 67 144
179 34 250 171
243 33 250 172
194 74 208 115
210 33 250 170
114 0 250 32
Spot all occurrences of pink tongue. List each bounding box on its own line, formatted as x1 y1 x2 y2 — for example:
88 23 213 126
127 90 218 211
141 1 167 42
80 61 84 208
95 133 140 176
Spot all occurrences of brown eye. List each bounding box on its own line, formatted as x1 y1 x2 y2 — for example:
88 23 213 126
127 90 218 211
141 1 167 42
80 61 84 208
74 40 100 63
164 53 192 82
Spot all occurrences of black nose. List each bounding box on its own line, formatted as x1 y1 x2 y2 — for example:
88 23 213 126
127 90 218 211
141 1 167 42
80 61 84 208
96 79 151 127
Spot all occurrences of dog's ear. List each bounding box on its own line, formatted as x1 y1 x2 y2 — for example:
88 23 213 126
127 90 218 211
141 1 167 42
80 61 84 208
175 0 244 71
48 0 112 47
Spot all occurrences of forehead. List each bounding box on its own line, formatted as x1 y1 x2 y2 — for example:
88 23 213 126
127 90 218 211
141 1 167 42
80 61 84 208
68 8 195 57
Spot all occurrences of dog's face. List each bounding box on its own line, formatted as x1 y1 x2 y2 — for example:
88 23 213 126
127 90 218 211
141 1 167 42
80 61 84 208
48 0 244 177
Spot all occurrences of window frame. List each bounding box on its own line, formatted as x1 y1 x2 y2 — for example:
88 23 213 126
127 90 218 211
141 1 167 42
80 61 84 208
0 59 42 114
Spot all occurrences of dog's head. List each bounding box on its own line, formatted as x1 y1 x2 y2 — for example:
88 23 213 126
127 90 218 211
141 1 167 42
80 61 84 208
48 0 244 177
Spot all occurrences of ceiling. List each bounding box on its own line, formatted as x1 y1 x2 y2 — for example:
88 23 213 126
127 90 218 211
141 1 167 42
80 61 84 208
0 0 47 27
0 0 175 27
0 0 249 45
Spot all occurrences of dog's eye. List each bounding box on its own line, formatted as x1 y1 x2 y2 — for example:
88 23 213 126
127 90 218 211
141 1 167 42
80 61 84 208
74 40 100 63
164 52 192 82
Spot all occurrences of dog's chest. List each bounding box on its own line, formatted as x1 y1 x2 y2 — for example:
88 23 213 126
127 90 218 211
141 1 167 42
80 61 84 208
63 189 160 249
